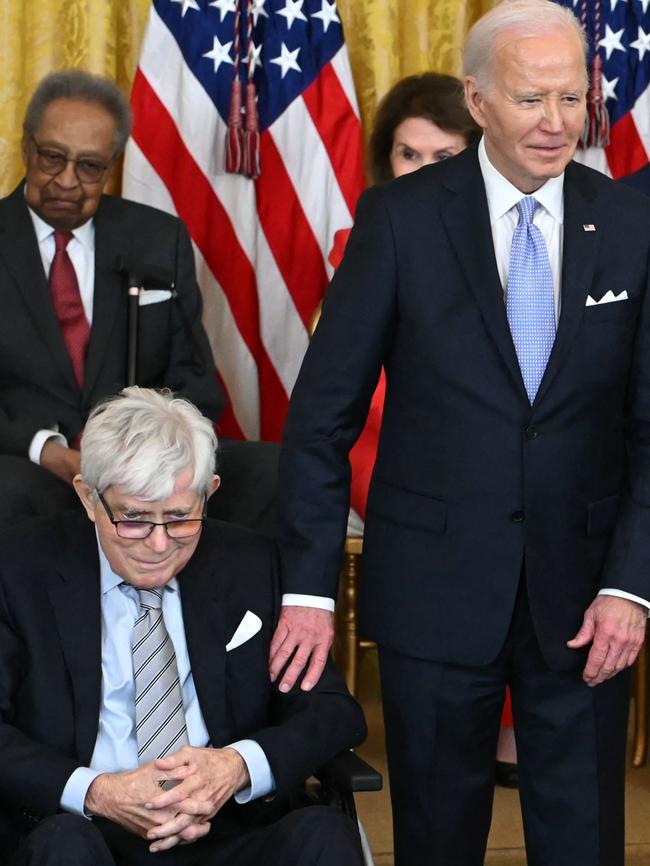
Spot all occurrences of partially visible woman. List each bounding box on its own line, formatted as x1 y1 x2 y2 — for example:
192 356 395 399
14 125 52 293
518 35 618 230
369 72 480 183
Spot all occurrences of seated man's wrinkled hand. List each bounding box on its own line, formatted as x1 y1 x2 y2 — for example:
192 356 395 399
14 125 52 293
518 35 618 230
84 762 207 851
144 746 250 850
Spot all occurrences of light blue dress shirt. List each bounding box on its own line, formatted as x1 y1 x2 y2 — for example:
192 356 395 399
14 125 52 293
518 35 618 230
60 537 274 816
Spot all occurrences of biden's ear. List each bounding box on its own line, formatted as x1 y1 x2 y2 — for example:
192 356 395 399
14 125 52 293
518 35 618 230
72 476 98 524
464 76 488 130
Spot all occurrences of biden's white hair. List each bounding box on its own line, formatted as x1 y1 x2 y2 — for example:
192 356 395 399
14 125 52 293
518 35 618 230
80 387 217 500
464 0 587 93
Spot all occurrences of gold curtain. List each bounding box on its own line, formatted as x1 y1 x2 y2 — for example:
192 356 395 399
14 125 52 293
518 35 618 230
0 0 494 197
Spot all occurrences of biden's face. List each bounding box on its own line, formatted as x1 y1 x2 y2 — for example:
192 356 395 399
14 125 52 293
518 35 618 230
22 98 117 231
465 25 587 193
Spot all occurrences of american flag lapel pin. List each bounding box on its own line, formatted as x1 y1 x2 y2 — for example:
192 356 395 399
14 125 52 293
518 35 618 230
582 224 596 232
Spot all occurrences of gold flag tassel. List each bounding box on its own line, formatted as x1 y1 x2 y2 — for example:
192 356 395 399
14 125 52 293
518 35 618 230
225 0 245 173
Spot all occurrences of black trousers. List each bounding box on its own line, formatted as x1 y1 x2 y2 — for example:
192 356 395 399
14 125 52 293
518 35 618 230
0 438 278 536
378 579 630 866
8 806 363 866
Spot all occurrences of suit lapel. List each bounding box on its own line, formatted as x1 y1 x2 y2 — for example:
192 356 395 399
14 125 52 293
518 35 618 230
534 162 600 405
0 184 78 388
46 518 102 764
439 151 527 398
83 197 125 398
179 531 230 747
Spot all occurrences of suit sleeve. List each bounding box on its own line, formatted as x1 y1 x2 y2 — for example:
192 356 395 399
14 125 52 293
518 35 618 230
278 185 398 598
0 579 80 817
251 661 367 798
601 241 650 600
165 219 226 422
0 404 52 458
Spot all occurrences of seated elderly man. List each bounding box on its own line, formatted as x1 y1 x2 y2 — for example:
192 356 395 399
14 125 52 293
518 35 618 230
0 387 366 866
0 69 276 534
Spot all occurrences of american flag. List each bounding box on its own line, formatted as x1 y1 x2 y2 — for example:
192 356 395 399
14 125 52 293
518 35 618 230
122 0 364 440
555 0 650 178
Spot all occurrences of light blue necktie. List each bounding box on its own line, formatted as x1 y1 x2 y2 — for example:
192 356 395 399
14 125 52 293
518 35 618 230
506 196 556 403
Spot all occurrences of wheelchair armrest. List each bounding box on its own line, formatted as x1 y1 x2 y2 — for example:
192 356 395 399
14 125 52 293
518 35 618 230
315 750 383 793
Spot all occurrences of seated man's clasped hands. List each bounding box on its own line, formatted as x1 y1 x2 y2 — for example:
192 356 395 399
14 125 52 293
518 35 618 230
0 387 366 866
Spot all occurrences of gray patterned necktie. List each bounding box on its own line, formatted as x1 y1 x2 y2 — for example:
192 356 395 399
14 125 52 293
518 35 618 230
133 587 189 764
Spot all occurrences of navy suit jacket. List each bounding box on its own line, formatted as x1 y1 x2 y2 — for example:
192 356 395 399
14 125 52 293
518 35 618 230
620 163 650 196
0 184 224 455
279 145 650 671
0 516 365 850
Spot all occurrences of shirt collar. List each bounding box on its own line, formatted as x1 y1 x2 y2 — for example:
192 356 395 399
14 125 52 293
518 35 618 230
95 530 179 597
25 194 95 250
478 137 564 225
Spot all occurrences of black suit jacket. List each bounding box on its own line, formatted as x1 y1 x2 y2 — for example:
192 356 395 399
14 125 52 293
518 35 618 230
279 145 650 671
0 184 224 454
0 516 365 848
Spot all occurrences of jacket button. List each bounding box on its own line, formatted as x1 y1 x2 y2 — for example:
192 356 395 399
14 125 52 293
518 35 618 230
525 426 538 440
510 511 525 523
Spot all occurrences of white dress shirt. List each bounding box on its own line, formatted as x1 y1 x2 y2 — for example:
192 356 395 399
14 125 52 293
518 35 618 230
26 206 94 464
60 536 274 817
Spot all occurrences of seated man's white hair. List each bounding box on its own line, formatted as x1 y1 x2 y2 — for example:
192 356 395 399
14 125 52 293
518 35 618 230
80 386 217 500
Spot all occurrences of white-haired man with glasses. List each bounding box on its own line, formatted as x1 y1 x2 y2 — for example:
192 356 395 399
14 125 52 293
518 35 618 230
0 387 366 866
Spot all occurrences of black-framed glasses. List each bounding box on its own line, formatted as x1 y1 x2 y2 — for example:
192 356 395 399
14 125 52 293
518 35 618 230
97 491 207 539
28 133 111 184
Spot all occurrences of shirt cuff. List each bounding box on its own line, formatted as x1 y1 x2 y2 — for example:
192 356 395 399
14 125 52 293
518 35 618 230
598 588 650 613
281 594 335 612
229 739 275 803
29 429 67 465
60 767 102 818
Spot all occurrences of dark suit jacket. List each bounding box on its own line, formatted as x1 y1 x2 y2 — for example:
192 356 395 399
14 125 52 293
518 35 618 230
0 516 365 850
279 145 650 671
0 184 224 454
620 163 650 196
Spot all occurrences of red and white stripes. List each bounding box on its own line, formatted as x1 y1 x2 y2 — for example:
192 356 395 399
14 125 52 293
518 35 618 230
123 3 364 440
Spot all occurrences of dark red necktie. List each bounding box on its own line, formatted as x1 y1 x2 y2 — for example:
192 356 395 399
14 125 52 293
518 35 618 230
49 231 90 390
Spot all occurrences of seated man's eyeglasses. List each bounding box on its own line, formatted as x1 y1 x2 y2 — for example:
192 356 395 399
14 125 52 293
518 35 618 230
97 491 207 539
28 133 111 184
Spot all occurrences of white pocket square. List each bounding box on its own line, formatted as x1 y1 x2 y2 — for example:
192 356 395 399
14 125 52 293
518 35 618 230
226 610 262 652
139 288 172 306
586 290 628 306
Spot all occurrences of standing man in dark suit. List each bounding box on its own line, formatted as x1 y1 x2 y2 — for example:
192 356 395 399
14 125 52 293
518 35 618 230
0 70 276 532
271 1 650 864
0 386 365 866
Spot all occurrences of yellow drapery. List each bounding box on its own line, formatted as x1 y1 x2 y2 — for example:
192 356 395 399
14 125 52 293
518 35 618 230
0 0 495 196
